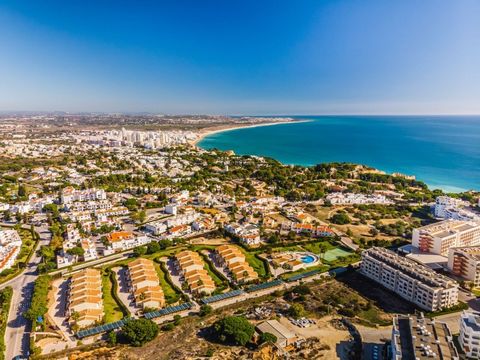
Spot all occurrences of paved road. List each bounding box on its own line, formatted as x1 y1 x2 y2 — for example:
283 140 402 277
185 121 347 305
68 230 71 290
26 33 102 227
1 225 51 360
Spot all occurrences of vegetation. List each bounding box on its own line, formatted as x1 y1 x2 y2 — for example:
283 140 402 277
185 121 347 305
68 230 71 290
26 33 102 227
154 261 182 304
24 275 50 329
199 304 213 317
101 269 125 323
329 211 351 225
0 287 13 360
259 332 277 345
213 316 255 346
287 303 306 319
121 318 159 346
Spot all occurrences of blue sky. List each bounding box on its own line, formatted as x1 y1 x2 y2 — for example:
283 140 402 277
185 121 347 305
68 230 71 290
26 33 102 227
0 0 479 114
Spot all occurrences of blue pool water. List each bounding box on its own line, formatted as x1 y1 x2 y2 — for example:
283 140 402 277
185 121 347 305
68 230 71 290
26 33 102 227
301 255 316 264
198 116 480 192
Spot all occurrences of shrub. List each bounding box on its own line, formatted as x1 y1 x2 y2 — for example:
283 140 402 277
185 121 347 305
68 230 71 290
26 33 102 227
199 304 213 317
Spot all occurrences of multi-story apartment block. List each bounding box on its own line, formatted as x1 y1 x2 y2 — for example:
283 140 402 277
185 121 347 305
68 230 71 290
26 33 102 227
127 258 165 310
459 311 480 358
360 247 458 311
448 246 480 287
61 187 107 204
391 314 458 360
412 220 480 256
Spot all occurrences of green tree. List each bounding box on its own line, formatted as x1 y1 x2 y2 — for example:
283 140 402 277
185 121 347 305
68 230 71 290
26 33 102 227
287 303 305 319
213 316 254 346
121 319 159 347
17 184 27 198
133 246 147 257
146 241 161 254
329 212 351 225
67 246 85 257
259 332 277 345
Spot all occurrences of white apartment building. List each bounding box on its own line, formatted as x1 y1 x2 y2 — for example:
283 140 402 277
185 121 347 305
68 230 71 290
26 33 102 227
448 246 480 287
434 196 479 221
165 212 198 228
224 222 262 246
392 314 458 360
61 187 107 204
165 204 178 215
412 220 480 256
360 247 459 311
144 221 168 236
459 311 480 358
106 231 151 251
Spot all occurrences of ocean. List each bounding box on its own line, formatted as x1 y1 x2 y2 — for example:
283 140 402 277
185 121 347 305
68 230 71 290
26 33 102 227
197 116 480 192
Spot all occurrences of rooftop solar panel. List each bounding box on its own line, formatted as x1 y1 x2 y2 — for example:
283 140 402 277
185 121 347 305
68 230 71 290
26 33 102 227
245 279 284 292
285 269 321 282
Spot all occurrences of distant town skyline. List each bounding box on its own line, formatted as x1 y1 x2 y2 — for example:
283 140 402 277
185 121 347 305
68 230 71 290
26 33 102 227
0 0 479 114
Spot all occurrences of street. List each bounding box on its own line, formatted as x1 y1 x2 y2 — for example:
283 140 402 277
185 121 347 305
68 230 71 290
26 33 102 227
1 225 51 360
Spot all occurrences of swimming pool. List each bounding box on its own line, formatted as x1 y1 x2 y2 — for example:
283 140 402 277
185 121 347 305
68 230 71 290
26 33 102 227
301 255 316 264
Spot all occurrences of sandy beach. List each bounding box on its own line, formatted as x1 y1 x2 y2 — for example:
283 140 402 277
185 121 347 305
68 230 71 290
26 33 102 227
192 119 311 146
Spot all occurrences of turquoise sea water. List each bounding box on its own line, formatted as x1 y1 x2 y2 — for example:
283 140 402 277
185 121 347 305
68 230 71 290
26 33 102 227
198 116 480 192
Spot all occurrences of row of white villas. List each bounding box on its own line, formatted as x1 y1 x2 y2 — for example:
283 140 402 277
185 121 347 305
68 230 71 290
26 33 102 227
434 196 479 222
0 229 22 273
61 187 107 204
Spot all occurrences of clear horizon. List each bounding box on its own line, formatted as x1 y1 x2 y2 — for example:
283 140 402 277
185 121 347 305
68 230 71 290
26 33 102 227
1 1 479 114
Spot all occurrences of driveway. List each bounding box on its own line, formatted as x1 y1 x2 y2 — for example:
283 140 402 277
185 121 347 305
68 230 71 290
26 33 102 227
113 267 138 317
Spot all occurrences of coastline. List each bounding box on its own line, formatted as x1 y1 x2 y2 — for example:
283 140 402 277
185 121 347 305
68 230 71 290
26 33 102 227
192 119 312 146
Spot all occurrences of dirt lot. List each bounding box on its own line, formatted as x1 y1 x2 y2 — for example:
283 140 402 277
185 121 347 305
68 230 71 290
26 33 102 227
336 271 416 314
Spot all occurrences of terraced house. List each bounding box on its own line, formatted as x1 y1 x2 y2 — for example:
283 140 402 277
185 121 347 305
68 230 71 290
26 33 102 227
127 258 165 310
175 250 215 295
216 245 258 284
68 268 104 328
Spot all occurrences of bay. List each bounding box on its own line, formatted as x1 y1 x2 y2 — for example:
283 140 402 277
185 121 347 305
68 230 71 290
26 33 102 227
198 116 480 192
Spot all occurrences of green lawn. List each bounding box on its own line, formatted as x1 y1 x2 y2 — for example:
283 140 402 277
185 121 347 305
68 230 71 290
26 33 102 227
101 270 124 323
239 249 269 278
153 261 181 304
16 228 36 263
357 307 391 327
301 241 336 255
280 264 330 280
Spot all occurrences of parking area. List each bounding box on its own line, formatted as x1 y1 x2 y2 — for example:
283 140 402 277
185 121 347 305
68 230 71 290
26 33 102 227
47 278 76 345
113 266 138 317
204 249 232 282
